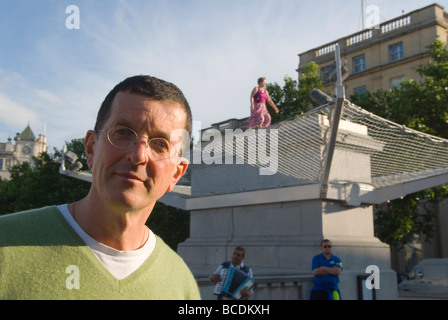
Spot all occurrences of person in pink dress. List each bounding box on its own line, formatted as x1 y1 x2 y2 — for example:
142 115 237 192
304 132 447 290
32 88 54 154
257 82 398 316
248 77 279 129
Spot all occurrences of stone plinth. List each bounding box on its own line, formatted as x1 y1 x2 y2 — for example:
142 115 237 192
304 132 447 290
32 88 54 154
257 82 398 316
178 115 397 299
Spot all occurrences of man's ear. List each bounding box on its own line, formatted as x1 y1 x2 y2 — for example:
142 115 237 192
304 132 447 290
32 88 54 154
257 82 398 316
167 158 189 192
84 130 97 169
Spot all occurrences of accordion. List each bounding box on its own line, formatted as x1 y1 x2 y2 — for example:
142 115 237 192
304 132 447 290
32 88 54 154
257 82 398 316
213 267 255 299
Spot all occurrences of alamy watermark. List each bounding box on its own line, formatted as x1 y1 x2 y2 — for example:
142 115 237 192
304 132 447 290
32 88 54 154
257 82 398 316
365 5 380 30
177 121 279 176
66 265 80 289
365 265 380 289
65 5 80 30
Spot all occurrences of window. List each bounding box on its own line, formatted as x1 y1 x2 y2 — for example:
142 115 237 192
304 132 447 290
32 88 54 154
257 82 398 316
390 76 404 89
389 43 404 62
354 86 367 96
0 159 3 170
321 65 333 84
353 56 366 73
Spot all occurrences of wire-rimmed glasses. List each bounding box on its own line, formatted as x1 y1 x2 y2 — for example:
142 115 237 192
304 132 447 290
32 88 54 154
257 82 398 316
100 125 180 160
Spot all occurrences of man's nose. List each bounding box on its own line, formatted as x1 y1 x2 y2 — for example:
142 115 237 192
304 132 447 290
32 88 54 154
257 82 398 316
129 138 149 165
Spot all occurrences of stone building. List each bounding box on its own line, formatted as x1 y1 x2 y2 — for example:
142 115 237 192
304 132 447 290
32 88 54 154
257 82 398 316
297 3 448 96
0 125 48 180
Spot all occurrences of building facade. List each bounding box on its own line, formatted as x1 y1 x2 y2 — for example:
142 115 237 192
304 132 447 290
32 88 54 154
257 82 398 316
297 3 448 97
0 125 48 180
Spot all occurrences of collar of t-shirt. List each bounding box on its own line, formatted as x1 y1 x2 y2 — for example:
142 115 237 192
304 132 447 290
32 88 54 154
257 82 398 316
58 204 156 280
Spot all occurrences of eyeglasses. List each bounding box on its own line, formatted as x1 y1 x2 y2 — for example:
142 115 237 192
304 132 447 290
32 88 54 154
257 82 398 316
100 125 180 160
323 245 332 248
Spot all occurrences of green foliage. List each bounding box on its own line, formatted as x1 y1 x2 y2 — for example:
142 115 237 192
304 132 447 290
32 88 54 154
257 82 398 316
266 62 324 123
0 147 90 215
351 38 448 138
402 39 448 138
146 202 190 250
351 38 448 248
374 186 446 248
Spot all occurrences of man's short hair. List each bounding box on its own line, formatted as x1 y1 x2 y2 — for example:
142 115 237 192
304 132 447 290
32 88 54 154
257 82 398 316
234 245 246 257
95 75 192 137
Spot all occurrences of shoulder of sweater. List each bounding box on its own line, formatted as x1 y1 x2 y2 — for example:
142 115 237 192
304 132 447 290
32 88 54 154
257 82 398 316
0 206 60 222
150 234 191 271
0 206 79 246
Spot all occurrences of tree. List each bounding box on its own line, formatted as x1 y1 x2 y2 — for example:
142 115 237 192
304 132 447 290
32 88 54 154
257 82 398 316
374 187 446 248
0 142 90 215
351 38 448 248
266 62 324 124
398 39 448 138
147 202 190 250
351 38 448 138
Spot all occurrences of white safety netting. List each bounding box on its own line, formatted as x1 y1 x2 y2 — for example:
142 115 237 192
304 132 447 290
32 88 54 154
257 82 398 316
190 100 448 197
340 101 448 188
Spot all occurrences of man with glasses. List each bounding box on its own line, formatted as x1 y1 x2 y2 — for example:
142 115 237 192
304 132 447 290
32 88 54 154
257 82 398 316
310 239 343 300
0 75 200 299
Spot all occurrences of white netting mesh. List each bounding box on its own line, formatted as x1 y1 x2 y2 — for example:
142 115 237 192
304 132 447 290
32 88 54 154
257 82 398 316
190 100 448 197
340 101 448 188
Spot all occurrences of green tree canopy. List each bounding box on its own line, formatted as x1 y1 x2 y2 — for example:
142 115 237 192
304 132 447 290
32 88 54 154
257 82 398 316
266 62 324 124
351 38 448 138
350 38 448 248
0 150 90 215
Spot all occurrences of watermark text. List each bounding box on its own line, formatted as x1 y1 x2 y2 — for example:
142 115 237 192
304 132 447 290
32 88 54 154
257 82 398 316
65 5 80 30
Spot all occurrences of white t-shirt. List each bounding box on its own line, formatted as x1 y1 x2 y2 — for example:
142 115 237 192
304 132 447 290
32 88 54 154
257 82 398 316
58 204 156 280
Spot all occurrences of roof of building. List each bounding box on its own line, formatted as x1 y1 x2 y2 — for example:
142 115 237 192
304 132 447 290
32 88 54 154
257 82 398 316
19 125 36 141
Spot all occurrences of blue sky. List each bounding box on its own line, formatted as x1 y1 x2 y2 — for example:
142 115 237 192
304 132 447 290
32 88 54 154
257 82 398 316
0 0 446 150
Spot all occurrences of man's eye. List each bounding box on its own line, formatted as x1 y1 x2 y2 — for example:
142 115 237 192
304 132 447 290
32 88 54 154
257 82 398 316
116 128 130 135
150 139 170 152
115 128 134 138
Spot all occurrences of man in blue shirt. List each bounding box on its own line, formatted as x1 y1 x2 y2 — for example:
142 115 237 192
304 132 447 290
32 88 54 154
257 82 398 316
310 239 343 300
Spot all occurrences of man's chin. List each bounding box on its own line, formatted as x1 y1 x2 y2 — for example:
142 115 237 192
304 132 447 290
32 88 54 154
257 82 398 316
105 190 153 211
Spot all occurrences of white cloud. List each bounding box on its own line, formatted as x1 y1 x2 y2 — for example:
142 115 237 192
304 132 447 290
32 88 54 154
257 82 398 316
34 89 66 107
0 92 40 132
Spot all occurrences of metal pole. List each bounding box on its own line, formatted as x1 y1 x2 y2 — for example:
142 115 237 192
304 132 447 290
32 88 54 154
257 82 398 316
320 44 345 199
361 0 365 29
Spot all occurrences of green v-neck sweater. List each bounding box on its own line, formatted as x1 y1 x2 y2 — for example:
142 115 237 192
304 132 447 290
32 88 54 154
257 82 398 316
0 206 201 300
